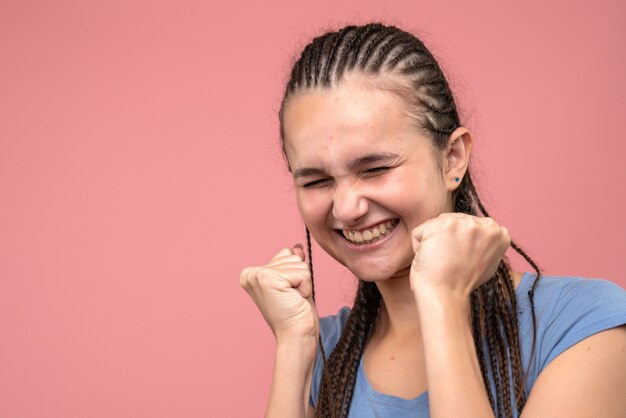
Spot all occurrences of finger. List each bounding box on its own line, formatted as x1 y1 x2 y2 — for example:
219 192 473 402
501 226 511 244
239 266 252 288
411 219 434 253
442 212 467 219
292 243 305 261
257 267 312 299
239 266 262 289
277 270 313 300
478 216 497 227
296 275 313 300
265 254 306 268
269 262 310 271
270 247 295 262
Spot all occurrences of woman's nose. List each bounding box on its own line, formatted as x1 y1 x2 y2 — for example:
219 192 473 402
332 182 368 225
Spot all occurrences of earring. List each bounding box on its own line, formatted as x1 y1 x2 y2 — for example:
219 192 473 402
455 177 461 182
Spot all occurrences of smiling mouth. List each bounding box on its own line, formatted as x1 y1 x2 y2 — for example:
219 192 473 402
337 219 399 245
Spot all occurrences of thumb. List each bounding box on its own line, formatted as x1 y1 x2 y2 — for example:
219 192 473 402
292 243 306 261
411 225 425 254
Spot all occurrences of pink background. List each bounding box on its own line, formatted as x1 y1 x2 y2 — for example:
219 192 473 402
1 0 624 416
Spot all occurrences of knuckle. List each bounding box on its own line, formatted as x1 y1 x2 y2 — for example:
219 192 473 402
286 254 303 263
464 217 478 230
256 266 266 278
256 267 272 281
502 227 511 243
441 217 456 230
239 267 251 287
481 217 498 231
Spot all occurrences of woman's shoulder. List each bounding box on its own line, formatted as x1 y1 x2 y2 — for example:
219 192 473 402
517 272 626 319
524 272 624 292
517 272 626 373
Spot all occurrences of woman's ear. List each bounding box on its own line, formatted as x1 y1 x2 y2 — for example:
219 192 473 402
444 127 473 191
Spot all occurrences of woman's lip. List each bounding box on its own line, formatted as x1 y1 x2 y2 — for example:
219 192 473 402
337 218 398 233
335 220 399 251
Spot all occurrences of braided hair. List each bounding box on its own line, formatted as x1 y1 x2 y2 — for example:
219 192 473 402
278 23 543 418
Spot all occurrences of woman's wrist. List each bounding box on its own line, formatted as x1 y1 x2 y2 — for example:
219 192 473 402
412 281 492 418
412 280 472 310
267 336 317 418
276 335 318 362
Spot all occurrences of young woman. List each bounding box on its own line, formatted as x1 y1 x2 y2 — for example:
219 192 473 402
240 23 626 418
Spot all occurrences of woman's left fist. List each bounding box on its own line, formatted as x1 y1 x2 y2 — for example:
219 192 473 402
409 213 511 298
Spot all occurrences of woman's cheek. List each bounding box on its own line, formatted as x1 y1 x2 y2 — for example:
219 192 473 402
296 189 330 225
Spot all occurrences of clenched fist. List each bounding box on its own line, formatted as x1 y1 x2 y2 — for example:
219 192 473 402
240 245 320 342
410 213 511 298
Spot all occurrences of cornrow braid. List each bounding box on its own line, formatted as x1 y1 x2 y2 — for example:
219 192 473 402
467 173 543 404
311 33 331 86
334 27 366 76
320 29 350 85
385 32 419 65
282 23 544 418
358 29 393 70
493 273 513 418
483 280 505 415
471 290 495 408
306 227 328 375
315 280 381 418
495 263 527 411
303 42 316 88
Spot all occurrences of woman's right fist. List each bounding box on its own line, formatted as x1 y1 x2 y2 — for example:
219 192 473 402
240 244 319 341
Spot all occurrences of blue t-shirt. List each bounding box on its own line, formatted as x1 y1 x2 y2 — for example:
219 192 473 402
309 272 626 417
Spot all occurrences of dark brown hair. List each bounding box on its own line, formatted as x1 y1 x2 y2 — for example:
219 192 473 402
278 22 543 418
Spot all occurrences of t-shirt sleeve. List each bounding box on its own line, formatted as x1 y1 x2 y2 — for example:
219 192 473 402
309 306 351 409
538 277 626 370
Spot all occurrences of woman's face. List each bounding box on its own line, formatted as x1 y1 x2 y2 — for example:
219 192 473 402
282 80 453 282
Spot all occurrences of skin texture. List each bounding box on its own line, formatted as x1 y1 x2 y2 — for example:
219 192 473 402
282 78 502 336
242 76 626 417
283 81 453 284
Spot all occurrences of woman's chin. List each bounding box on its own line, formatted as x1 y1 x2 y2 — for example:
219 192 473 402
347 263 410 283
323 245 412 282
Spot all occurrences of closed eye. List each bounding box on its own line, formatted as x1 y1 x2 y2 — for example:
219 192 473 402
302 179 330 188
364 166 391 175
302 167 391 188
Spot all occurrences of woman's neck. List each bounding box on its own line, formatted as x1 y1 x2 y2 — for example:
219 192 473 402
373 268 422 340
371 268 524 340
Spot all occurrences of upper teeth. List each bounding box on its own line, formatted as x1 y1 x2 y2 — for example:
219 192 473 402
342 221 396 244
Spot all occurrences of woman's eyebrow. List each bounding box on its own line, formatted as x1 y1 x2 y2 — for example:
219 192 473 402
293 152 400 179
350 152 399 168
292 167 325 179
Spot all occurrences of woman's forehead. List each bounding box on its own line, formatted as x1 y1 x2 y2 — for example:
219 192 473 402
282 85 421 160
283 126 432 177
